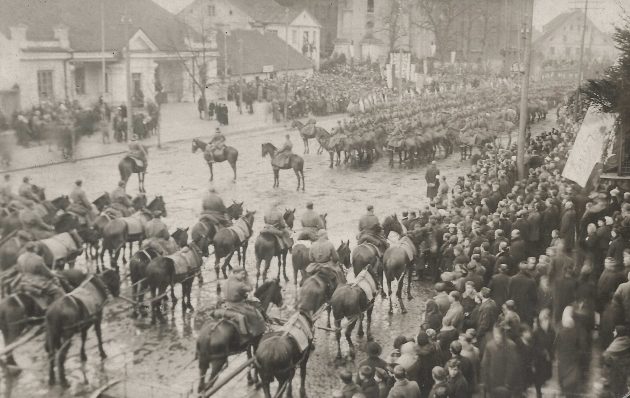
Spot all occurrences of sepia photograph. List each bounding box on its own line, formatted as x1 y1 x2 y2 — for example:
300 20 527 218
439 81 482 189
1 0 630 397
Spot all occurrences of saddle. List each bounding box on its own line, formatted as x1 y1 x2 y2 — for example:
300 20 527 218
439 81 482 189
167 247 200 276
67 276 107 318
11 293 48 313
260 225 291 251
210 300 267 339
38 232 83 266
295 229 317 242
352 269 378 301
390 236 417 263
121 213 146 236
281 312 313 352
271 153 292 169
227 219 251 243
199 212 231 228
125 155 146 170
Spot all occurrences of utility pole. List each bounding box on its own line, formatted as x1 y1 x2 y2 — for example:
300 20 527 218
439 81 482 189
238 38 243 114
516 0 534 180
122 8 133 140
284 8 290 121
398 0 404 101
100 0 106 97
575 0 589 113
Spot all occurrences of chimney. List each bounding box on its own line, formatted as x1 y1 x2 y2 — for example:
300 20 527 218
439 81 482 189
9 23 28 45
53 24 70 48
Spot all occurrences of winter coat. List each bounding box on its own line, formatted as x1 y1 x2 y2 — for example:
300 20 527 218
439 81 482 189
508 271 538 324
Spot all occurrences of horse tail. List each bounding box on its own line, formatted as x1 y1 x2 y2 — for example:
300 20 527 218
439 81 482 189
255 335 295 375
197 322 235 367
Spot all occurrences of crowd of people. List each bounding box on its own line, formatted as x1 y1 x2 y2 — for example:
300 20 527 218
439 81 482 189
330 101 630 398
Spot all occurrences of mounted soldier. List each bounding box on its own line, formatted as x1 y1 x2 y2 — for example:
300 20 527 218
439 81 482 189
68 179 95 226
297 201 325 241
271 134 293 168
142 210 174 255
18 176 41 205
200 188 232 228
219 269 266 337
127 134 148 170
262 202 292 251
357 205 388 254
11 242 65 305
18 202 54 240
305 229 345 284
205 128 226 163
109 181 134 217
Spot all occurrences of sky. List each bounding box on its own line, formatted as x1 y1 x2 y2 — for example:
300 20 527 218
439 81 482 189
155 0 630 32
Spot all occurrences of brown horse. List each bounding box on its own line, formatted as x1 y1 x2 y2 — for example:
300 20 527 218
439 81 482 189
261 143 305 191
45 269 121 387
213 211 256 284
383 234 418 314
291 214 329 286
128 227 189 318
191 138 239 181
0 269 88 369
254 209 295 287
119 151 148 193
351 214 403 272
196 279 283 393
190 201 243 244
291 120 330 154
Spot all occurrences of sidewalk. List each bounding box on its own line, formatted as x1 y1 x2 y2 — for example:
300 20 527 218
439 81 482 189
0 101 343 172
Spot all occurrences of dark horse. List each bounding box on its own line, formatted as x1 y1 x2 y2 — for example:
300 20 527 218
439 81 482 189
351 214 404 272
291 120 329 154
128 227 189 318
46 269 121 387
101 196 166 269
213 211 256 284
196 279 283 392
261 143 305 191
119 150 149 193
383 234 418 314
290 214 329 286
254 209 295 287
190 201 244 244
255 268 335 398
191 138 239 182
0 269 87 370
145 235 210 324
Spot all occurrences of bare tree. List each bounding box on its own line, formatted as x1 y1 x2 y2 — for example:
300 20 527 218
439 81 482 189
375 0 409 54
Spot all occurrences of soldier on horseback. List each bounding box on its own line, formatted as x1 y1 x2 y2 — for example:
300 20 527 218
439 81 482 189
109 181 134 217
357 205 388 254
69 179 95 226
221 269 266 337
297 201 324 241
200 188 232 228
128 135 148 169
18 176 41 204
18 202 54 240
305 229 345 284
142 210 172 255
205 128 226 163
11 242 64 305
271 134 293 168
263 202 292 251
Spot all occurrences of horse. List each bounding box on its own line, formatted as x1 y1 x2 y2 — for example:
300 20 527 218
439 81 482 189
191 138 239 182
254 209 295 287
190 201 244 245
329 254 381 359
0 269 88 370
45 269 121 387
101 196 166 269
145 235 210 324
213 211 256 283
290 214 329 286
291 120 329 154
261 143 305 191
53 211 100 265
351 214 403 273
382 233 417 314
196 279 283 392
119 149 149 193
128 227 189 318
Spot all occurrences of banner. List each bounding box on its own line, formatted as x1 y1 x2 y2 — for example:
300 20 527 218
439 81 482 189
562 106 616 187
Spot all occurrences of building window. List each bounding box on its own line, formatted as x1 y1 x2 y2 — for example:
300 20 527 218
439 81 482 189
74 66 86 95
268 29 278 36
207 4 215 16
37 70 54 101
367 0 374 13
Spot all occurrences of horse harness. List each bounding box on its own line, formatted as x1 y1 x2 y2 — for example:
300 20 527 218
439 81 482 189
63 276 109 329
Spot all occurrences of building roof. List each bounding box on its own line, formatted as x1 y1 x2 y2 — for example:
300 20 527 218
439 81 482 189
217 29 313 75
533 10 612 48
0 0 195 52
228 0 301 25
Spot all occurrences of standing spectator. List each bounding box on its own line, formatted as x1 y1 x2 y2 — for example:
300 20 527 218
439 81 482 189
339 368 362 398
433 283 451 315
509 230 527 267
427 366 448 398
597 257 626 313
197 96 206 119
611 271 630 327
445 359 470 398
442 291 464 331
208 101 215 120
422 299 443 332
560 201 577 251
532 308 555 398
480 324 519 397
601 325 630 398
514 324 536 395
425 161 440 201
449 341 474 395
508 261 538 325
607 229 625 270
556 306 589 398
416 331 437 397
488 263 510 309
475 287 499 350
358 342 388 376
357 366 379 398
387 365 421 398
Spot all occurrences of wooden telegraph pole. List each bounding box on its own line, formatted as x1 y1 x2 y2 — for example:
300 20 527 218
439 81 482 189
122 7 133 139
516 0 534 180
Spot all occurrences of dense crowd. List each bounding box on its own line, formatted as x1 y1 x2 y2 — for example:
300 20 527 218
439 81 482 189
330 101 630 398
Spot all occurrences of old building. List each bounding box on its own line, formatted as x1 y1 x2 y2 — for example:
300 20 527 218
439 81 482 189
179 0 321 69
0 0 216 113
275 0 338 57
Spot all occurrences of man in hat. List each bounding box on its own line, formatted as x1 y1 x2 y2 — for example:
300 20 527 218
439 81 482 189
357 366 379 398
339 368 361 398
262 201 292 251
18 176 41 204
480 324 519 396
509 229 527 267
488 263 510 308
507 261 538 325
476 287 499 350
221 269 266 337
357 205 387 253
142 210 172 255
205 127 226 163
69 179 95 225
271 134 293 168
306 229 344 282
200 187 232 228
559 201 577 250
388 365 421 398
298 201 325 241
110 181 134 216
425 161 440 200
18 200 54 240
445 358 469 398
127 135 148 169
11 242 64 305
